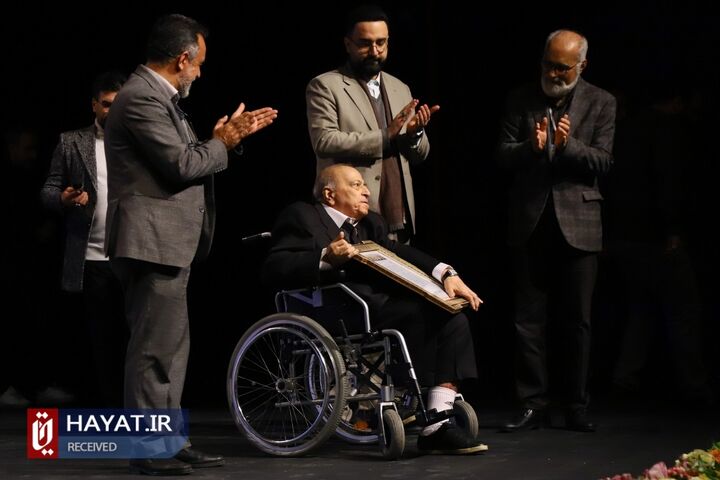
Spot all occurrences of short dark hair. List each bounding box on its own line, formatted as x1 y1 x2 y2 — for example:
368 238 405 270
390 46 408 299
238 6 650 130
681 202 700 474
90 71 126 100
146 13 209 63
344 5 389 36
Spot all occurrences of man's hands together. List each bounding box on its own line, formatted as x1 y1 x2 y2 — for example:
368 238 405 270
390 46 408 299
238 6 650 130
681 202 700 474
213 103 278 150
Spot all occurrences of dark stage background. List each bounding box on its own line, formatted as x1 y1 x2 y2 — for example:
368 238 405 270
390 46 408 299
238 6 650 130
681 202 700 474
3 1 719 408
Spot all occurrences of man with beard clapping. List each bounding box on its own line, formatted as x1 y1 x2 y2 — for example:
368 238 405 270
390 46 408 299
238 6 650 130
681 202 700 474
496 29 616 433
306 4 439 244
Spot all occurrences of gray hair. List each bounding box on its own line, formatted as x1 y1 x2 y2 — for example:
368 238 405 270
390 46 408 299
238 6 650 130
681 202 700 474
545 29 588 62
313 171 336 202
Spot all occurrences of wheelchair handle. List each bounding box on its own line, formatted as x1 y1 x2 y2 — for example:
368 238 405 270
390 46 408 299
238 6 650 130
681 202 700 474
241 231 272 243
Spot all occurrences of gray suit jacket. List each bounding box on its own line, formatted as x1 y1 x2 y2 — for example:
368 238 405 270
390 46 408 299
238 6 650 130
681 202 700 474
306 65 430 232
497 78 616 252
40 125 97 291
104 65 228 267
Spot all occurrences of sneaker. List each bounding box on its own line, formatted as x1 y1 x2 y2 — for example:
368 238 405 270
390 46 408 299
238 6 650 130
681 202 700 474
417 423 488 455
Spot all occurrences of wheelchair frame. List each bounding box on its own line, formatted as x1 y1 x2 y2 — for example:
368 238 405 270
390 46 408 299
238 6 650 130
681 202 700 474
226 283 478 459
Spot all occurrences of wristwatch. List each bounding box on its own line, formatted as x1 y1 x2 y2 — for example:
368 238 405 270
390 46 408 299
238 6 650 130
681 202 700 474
442 268 458 282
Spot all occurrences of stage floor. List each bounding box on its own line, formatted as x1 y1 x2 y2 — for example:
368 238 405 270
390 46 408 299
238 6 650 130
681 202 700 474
3 401 718 479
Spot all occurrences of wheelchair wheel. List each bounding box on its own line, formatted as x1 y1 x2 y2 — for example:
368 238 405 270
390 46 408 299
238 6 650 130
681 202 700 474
379 409 405 460
452 400 479 439
307 362 378 445
227 313 349 456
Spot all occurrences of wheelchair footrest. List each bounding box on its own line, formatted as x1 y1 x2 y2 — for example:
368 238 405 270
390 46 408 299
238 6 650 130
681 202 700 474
412 408 454 428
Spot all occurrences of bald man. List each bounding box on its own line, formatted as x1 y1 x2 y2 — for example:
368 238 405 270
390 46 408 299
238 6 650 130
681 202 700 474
496 30 616 432
263 164 486 454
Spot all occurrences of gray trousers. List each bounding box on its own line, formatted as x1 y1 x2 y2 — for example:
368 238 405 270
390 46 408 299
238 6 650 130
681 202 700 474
111 258 191 410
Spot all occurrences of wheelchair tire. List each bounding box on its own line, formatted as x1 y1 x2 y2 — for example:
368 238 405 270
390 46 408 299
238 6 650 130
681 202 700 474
227 313 349 456
452 400 479 439
380 409 405 460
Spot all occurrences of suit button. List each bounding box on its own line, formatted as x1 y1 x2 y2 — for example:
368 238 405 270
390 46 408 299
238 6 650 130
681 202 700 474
375 175 381 181
199 207 205 213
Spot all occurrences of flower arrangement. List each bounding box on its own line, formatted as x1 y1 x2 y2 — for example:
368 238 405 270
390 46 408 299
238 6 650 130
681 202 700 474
602 442 720 480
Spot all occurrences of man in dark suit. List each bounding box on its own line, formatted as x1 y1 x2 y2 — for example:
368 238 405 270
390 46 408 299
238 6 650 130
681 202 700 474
263 164 486 455
496 30 616 432
41 71 128 407
105 14 277 475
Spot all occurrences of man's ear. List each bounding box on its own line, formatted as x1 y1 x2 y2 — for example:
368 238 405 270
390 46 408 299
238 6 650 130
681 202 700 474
579 59 588 74
324 187 335 205
176 51 190 71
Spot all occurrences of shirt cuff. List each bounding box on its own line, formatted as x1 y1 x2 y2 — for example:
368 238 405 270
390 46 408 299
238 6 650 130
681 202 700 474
319 247 332 270
410 128 424 148
432 262 450 282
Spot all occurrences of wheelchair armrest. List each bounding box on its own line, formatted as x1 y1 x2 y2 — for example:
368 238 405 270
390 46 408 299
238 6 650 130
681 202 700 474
274 283 371 334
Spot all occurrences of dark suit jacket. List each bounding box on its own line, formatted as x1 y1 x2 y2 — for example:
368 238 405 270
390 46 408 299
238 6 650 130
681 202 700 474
40 125 97 291
497 78 616 252
262 202 440 308
104 65 228 267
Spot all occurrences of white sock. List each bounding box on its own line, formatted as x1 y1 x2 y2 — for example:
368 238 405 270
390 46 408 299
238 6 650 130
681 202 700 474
420 386 455 436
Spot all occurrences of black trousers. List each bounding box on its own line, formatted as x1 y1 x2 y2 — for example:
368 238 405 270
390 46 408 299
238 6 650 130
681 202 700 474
83 260 128 407
373 294 477 387
512 207 597 411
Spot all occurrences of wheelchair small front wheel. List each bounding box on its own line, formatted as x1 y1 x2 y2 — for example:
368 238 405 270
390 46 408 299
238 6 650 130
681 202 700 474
379 409 405 460
452 400 479 439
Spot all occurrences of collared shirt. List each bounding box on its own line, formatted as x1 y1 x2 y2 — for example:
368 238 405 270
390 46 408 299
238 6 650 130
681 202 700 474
367 74 381 100
140 64 177 100
86 119 109 261
319 204 449 282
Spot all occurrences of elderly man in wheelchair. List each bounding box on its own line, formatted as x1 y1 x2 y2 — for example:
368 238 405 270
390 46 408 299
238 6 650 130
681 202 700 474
227 164 486 458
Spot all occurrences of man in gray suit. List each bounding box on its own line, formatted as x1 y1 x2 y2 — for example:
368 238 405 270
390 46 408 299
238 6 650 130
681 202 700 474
306 5 439 243
41 71 128 407
496 30 616 433
104 14 277 475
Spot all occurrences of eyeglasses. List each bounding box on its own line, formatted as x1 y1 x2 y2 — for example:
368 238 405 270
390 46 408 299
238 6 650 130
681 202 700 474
541 59 582 74
349 37 388 53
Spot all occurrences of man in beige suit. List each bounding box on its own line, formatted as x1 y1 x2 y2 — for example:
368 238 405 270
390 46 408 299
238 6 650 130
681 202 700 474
306 5 439 242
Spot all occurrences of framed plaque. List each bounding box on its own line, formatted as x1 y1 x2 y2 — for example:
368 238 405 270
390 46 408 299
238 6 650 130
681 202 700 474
353 241 468 313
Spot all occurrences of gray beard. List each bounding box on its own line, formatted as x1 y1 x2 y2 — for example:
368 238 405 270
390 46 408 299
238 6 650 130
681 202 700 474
178 81 192 99
541 74 579 98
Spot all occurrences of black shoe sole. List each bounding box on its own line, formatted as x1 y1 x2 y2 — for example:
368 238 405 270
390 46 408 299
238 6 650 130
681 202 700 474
128 466 193 476
182 459 225 468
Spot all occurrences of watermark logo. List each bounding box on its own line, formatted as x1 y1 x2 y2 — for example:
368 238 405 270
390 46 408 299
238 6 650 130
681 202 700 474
26 409 188 459
27 409 59 459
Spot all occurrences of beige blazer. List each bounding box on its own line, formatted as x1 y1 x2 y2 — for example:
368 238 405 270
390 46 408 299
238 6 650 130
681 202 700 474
306 65 430 233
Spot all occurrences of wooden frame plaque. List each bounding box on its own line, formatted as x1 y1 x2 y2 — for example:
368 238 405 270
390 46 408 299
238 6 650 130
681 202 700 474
353 241 468 313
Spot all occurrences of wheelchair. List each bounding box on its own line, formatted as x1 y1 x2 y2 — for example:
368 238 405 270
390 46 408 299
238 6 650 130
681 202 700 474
226 279 479 459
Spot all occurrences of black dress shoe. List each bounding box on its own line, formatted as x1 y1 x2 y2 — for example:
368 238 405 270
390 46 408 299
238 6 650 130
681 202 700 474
174 447 225 468
565 410 596 432
501 408 547 432
129 458 193 476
